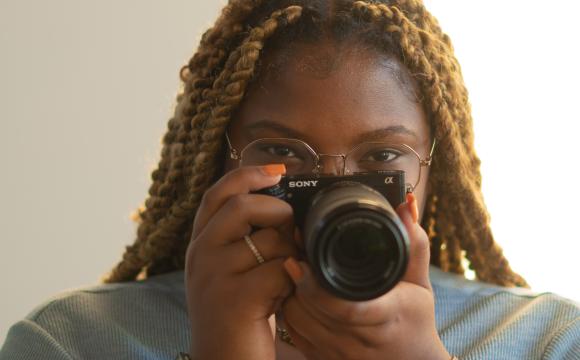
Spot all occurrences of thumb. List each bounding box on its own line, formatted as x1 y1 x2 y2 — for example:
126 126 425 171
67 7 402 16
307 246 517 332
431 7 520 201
396 193 432 291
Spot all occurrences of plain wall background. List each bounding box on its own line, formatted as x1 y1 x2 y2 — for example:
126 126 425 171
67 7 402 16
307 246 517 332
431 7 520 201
1 0 579 344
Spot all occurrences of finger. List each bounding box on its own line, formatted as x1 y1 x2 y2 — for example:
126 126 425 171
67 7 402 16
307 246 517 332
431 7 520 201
283 292 334 337
286 259 395 327
239 258 295 319
282 296 339 359
284 295 375 360
225 228 299 273
396 192 432 291
192 164 286 238
282 317 324 360
198 193 294 246
285 260 420 349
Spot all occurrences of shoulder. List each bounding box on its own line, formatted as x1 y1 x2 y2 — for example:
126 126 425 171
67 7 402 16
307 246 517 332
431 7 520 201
25 270 187 321
430 266 580 360
0 271 191 360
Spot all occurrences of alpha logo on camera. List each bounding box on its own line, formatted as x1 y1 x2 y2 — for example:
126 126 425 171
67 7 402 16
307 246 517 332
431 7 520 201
289 180 319 188
384 177 394 184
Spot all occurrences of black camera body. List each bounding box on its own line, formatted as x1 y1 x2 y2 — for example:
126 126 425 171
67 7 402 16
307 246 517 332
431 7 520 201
258 170 410 301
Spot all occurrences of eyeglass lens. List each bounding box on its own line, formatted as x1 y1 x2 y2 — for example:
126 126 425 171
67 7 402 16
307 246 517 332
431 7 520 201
239 138 422 188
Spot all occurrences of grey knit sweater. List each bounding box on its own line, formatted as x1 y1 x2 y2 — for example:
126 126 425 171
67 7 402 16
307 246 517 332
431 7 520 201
1 267 578 359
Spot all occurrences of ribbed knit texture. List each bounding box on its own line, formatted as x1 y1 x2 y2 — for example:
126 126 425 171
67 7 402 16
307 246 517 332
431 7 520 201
1 267 578 359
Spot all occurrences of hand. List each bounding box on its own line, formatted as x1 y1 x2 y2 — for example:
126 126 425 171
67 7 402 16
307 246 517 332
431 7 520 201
185 165 298 360
281 193 451 360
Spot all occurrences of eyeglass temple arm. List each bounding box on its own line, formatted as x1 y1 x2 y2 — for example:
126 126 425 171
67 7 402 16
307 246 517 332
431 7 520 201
421 138 437 166
225 132 240 160
409 138 436 194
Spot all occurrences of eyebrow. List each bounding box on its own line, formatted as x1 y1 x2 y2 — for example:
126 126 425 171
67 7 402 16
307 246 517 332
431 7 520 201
243 119 419 144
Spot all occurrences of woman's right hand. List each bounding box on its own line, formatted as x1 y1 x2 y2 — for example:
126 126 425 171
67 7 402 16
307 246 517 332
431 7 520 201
185 164 297 360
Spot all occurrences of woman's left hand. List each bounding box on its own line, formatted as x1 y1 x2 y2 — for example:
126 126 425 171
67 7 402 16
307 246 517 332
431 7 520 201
281 193 451 360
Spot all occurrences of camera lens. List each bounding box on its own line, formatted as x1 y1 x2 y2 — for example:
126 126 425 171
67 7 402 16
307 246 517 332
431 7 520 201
304 182 409 301
329 214 396 282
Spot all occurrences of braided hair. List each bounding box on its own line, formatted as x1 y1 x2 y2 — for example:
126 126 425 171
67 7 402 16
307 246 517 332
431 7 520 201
101 0 527 288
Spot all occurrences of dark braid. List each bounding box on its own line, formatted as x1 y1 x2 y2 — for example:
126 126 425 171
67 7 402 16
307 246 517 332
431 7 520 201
424 194 440 267
102 0 527 288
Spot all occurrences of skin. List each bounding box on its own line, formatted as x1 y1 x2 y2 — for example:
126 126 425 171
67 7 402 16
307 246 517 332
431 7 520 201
185 41 448 359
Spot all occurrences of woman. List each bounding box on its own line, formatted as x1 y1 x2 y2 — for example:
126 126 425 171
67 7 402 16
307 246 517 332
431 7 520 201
1 0 578 359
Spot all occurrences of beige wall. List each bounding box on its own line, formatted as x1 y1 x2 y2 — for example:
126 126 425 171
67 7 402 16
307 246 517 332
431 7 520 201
0 0 224 342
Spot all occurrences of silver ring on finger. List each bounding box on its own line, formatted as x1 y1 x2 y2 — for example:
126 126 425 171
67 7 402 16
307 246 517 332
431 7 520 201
244 234 265 264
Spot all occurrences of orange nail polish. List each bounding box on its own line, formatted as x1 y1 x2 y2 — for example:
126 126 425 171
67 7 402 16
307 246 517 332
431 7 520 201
283 257 303 283
262 164 286 176
406 193 419 224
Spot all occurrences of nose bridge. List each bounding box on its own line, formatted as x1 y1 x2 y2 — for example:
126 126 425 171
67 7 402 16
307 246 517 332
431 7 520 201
317 153 346 175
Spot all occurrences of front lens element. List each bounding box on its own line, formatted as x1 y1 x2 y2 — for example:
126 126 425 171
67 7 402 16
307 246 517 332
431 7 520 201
319 210 404 299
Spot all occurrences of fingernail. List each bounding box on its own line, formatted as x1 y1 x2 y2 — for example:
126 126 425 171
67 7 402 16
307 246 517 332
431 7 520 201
406 193 419 224
283 257 304 284
262 164 286 176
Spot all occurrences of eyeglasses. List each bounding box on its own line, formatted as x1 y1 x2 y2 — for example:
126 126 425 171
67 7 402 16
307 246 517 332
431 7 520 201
226 133 436 192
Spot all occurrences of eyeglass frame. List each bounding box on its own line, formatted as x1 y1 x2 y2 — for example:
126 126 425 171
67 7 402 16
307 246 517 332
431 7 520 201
225 132 436 193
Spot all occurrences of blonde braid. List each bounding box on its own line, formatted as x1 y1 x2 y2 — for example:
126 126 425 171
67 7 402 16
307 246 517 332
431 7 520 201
393 0 453 48
102 7 255 283
423 194 441 267
351 0 526 286
148 5 304 277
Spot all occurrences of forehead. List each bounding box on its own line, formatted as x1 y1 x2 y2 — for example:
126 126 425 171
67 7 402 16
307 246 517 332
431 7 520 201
260 41 420 102
230 41 429 150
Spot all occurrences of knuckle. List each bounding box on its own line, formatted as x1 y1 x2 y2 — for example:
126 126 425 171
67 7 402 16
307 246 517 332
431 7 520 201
242 258 287 289
354 326 387 348
385 311 403 336
200 184 219 209
254 228 279 249
259 227 280 239
341 302 367 323
281 202 295 221
410 226 430 256
185 241 211 288
413 225 429 246
186 237 208 270
261 229 297 257
240 165 259 179
232 165 260 185
225 194 249 216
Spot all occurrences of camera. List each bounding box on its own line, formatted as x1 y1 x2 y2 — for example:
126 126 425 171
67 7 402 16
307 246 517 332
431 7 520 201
258 170 410 301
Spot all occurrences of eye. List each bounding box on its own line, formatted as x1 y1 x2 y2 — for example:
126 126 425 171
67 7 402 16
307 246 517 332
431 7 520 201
261 145 297 158
363 148 401 162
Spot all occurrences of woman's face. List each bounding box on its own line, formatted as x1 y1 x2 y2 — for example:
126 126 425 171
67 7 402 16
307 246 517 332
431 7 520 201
225 41 432 220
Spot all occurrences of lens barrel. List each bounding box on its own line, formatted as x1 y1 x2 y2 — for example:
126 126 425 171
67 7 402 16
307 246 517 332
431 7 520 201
303 182 409 301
